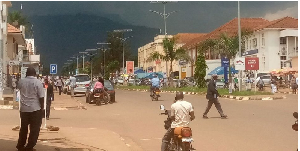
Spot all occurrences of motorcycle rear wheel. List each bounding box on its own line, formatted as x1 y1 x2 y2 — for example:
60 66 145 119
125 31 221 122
95 99 101 106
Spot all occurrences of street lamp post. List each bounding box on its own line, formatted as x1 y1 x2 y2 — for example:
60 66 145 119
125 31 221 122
97 43 111 78
85 49 98 81
79 52 88 70
238 1 242 91
150 2 177 77
101 48 110 77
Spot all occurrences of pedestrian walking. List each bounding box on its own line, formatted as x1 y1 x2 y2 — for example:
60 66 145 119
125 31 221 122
56 76 64 95
203 74 227 119
44 78 54 120
69 76 76 97
291 76 297 94
16 67 45 151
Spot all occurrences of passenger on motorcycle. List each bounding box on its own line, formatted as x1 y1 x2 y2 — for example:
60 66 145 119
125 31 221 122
150 74 160 97
161 92 195 151
94 77 109 99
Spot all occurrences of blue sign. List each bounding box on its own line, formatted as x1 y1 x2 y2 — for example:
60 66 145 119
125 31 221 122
50 64 57 74
221 57 229 67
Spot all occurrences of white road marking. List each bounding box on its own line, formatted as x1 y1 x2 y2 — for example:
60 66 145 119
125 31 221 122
126 144 131 147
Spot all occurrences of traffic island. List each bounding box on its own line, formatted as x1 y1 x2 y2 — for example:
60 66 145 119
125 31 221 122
116 87 287 101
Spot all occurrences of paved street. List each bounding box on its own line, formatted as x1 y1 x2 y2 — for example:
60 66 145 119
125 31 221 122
0 90 297 151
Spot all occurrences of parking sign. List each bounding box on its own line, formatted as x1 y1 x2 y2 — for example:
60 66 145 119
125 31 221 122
50 64 57 74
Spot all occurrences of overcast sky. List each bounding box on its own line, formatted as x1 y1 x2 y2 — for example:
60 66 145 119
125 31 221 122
10 1 298 34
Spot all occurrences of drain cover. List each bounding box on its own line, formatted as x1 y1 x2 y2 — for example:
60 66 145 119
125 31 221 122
55 148 92 151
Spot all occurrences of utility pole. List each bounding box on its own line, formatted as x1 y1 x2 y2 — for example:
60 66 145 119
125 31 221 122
238 1 242 91
0 1 4 101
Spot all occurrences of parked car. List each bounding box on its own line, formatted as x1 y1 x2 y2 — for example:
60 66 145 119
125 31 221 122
74 74 91 96
85 80 116 103
254 75 272 86
216 79 225 88
117 77 124 85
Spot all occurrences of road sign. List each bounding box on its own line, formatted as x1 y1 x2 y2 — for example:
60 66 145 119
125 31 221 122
234 57 245 70
221 57 229 67
245 57 259 70
50 64 57 74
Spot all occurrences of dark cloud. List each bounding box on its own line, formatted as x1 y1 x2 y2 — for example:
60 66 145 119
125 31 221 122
10 1 298 34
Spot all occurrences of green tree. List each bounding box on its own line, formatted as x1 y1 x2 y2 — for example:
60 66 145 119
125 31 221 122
8 11 31 35
194 52 208 88
147 37 190 75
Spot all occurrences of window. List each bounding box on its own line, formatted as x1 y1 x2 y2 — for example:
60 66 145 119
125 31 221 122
280 56 286 60
252 38 257 47
280 37 286 44
74 75 90 82
250 40 252 49
246 38 248 49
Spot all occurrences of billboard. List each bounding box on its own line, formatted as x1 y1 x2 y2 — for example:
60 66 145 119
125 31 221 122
126 61 134 74
245 57 259 70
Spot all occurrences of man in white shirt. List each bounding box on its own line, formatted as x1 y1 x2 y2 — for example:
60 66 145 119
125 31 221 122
161 92 195 151
16 67 45 151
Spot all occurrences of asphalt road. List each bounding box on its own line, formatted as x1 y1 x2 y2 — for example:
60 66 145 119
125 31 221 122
1 90 297 151
71 90 298 151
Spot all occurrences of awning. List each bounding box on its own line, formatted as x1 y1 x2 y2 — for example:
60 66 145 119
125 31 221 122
208 66 238 75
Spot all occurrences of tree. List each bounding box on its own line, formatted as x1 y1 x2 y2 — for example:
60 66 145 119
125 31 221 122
147 37 190 75
194 52 208 88
8 11 31 35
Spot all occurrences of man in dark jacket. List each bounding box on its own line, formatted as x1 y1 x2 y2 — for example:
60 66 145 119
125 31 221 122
44 78 54 120
203 74 227 119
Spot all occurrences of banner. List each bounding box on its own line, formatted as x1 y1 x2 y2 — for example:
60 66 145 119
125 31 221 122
126 61 134 74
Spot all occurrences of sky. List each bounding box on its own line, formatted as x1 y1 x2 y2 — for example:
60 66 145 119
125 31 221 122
10 1 298 34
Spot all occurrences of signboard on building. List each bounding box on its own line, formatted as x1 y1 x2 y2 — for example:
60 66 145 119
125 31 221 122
245 57 259 70
21 67 28 79
179 60 187 66
234 57 245 70
126 61 134 74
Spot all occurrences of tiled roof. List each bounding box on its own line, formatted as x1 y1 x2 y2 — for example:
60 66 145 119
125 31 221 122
174 33 207 44
254 16 298 30
183 34 207 49
7 23 21 33
184 18 270 49
206 18 270 40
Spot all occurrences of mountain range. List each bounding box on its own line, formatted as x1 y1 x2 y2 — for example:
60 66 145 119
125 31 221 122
27 13 159 73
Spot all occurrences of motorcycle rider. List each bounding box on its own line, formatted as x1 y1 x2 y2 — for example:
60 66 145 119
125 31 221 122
94 77 110 100
150 74 160 97
161 92 195 151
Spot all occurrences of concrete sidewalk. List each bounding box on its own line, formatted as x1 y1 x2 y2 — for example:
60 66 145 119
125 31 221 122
0 93 136 151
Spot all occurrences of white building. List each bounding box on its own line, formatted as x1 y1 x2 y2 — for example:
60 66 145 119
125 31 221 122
243 17 298 72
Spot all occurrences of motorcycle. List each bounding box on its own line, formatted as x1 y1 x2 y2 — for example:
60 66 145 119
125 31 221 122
94 88 110 106
151 87 161 101
160 105 193 151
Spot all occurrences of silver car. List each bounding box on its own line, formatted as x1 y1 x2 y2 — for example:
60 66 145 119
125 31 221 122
74 74 91 95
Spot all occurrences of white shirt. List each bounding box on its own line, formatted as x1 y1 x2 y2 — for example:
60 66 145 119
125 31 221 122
18 76 45 112
171 100 194 128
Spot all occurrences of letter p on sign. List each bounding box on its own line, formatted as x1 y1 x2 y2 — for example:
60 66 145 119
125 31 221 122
50 64 57 74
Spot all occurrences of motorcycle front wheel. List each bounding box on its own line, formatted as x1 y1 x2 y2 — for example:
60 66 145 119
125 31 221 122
95 98 101 106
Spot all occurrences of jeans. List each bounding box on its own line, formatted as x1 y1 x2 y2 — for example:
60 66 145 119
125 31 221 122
203 98 225 116
161 128 174 151
17 110 43 149
70 87 75 97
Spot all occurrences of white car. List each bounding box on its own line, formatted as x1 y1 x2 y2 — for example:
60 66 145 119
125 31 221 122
73 74 91 95
117 77 124 85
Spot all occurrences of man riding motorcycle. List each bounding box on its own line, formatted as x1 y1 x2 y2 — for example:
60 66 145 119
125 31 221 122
161 92 195 151
150 74 160 97
94 77 109 100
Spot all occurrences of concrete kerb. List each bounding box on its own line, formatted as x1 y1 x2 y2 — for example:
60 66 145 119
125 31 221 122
116 88 285 100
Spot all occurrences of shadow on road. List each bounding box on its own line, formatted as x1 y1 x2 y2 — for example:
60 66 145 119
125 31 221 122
0 138 62 151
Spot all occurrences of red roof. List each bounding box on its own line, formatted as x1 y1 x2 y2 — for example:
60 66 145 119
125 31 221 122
174 33 206 44
7 23 21 33
254 16 298 30
206 18 270 40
